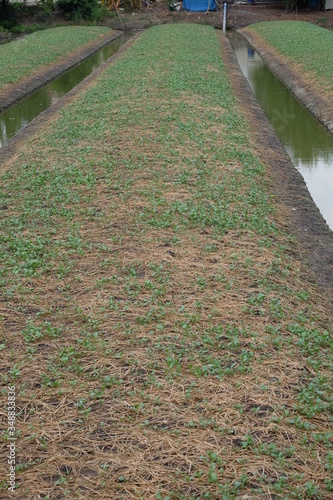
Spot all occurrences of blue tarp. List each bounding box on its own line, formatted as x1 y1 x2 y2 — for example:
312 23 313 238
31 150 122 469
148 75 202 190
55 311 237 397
183 0 217 11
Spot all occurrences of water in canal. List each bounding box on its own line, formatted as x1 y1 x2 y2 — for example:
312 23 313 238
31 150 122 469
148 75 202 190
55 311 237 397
228 31 333 231
0 32 133 149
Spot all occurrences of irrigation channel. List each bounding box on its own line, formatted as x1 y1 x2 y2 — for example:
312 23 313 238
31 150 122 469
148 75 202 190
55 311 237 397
0 31 133 148
228 31 333 232
2 29 333 232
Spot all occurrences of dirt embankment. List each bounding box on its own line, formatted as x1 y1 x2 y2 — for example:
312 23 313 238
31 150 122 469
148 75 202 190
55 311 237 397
102 2 333 31
219 32 333 306
0 29 123 113
241 27 333 135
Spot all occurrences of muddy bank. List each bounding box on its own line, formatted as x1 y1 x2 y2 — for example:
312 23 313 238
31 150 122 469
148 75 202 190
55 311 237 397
219 32 333 306
240 28 333 135
104 3 333 32
0 29 123 113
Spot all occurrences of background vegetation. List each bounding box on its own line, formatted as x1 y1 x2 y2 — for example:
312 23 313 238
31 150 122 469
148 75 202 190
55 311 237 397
0 0 108 32
57 0 101 21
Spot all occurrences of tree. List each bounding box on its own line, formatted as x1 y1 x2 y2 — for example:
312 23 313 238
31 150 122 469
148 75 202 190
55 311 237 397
0 0 14 22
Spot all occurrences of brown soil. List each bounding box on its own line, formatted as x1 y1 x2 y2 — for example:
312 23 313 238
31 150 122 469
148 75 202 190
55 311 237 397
228 2 333 29
103 1 333 31
2 1 333 37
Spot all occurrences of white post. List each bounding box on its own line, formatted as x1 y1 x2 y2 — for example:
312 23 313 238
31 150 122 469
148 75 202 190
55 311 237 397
223 2 227 34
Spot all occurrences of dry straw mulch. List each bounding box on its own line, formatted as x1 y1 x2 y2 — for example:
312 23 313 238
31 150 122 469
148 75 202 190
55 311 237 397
0 24 332 499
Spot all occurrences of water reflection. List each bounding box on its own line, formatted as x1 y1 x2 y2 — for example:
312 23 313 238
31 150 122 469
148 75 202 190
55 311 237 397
0 33 131 148
228 31 333 229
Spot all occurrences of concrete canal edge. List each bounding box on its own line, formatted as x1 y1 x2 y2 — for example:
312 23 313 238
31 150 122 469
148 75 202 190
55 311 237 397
0 29 124 113
218 31 333 309
240 28 333 136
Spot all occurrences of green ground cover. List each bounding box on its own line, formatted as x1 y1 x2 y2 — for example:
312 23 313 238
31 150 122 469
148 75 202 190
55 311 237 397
248 21 333 93
0 24 332 498
0 26 112 90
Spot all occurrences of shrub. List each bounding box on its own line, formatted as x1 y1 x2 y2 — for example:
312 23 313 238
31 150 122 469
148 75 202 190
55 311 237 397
35 0 56 22
56 0 100 21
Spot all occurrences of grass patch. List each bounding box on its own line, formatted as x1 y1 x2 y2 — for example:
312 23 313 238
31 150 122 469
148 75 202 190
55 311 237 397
0 24 332 498
247 21 333 94
0 26 112 90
